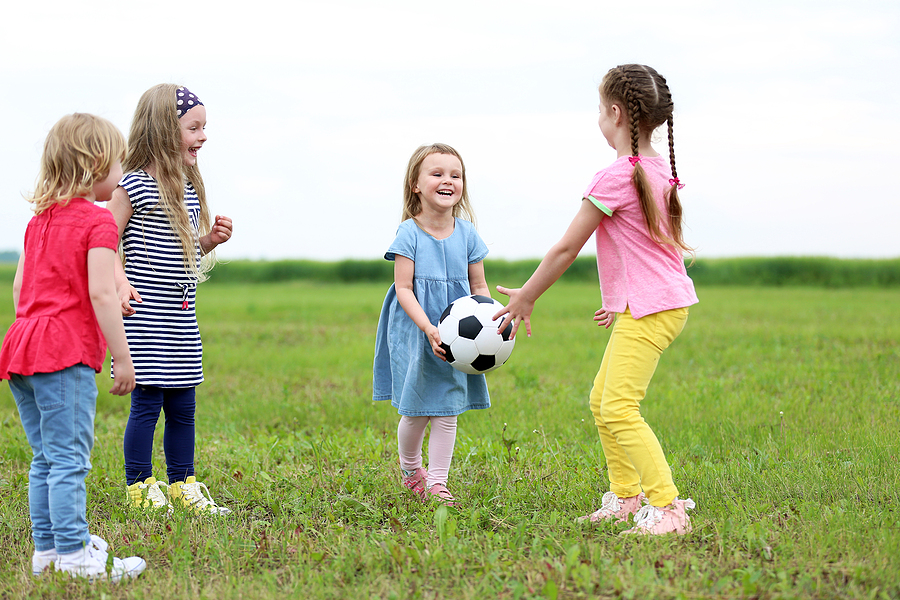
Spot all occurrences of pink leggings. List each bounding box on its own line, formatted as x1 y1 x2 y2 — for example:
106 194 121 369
397 415 458 488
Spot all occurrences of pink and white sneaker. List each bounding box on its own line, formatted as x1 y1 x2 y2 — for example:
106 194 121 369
401 467 428 498
579 491 646 524
622 498 696 535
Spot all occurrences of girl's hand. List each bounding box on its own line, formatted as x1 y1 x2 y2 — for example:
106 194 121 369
426 325 447 361
493 285 533 339
109 358 136 396
118 284 142 316
594 308 615 329
201 215 233 253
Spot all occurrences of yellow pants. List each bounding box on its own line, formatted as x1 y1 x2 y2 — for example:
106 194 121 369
589 306 688 507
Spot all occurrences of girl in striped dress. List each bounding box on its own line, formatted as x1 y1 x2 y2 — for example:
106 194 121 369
108 84 234 515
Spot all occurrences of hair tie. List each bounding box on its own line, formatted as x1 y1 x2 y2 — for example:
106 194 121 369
176 86 204 118
669 177 685 189
628 155 642 167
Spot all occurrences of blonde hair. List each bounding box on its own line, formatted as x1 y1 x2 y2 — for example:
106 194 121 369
401 143 476 224
600 64 693 258
29 113 126 215
124 83 213 280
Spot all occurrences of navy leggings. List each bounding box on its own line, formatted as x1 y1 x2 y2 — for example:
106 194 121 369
123 385 196 485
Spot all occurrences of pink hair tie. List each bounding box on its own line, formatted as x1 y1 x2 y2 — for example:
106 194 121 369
669 177 685 189
628 155 642 167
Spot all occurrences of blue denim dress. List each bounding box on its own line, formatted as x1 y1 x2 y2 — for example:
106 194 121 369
373 218 490 416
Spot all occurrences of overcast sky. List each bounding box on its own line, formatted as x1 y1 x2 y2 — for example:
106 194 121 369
1 0 898 263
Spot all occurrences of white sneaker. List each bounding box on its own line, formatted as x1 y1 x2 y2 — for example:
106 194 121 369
32 548 57 576
56 535 146 582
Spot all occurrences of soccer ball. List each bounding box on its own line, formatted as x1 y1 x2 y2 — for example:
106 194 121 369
437 295 516 375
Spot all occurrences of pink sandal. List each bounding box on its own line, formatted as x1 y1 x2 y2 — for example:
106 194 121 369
425 483 457 507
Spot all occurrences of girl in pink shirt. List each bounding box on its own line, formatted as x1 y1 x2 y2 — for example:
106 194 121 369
496 64 698 535
0 114 146 580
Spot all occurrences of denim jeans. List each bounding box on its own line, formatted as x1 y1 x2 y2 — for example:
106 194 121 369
123 385 196 484
9 364 96 554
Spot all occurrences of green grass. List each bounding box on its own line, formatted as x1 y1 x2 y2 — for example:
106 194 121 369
0 282 898 599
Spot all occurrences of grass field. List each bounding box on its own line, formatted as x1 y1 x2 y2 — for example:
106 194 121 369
0 281 898 599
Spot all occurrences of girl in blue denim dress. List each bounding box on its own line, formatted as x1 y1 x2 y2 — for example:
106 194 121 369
373 143 491 505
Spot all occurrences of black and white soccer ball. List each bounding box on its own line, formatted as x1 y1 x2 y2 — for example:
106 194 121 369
437 294 516 375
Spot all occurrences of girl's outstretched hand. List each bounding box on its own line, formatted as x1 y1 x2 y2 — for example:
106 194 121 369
426 325 447 361
494 285 533 339
118 284 142 316
594 308 615 329
201 215 234 253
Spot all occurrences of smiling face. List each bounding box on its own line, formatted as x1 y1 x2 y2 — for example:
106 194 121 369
413 153 463 213
179 105 207 167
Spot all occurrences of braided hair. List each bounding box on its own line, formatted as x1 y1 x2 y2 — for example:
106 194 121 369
599 65 692 257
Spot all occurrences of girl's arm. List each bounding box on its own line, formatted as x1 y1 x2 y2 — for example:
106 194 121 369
495 199 604 338
394 255 446 360
12 252 24 312
88 246 135 395
200 215 233 255
107 188 141 316
468 260 489 297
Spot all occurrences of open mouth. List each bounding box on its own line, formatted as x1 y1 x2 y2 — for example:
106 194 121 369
437 190 453 196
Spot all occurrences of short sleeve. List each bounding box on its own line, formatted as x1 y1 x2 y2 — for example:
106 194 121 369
583 163 633 217
384 220 417 262
465 221 488 264
87 209 119 251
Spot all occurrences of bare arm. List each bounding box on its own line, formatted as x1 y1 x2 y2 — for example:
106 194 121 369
394 255 446 360
12 252 24 312
107 187 141 316
468 260 489 297
495 199 604 337
88 246 135 395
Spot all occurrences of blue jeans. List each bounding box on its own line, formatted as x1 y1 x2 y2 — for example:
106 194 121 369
123 385 196 484
9 364 96 554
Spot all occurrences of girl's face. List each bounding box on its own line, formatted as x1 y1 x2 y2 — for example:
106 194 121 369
413 153 463 213
92 160 123 203
179 105 207 167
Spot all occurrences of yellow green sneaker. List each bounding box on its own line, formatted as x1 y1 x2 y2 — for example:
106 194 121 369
126 477 170 510
168 476 231 515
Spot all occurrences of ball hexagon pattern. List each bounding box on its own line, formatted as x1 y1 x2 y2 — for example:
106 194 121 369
437 295 516 375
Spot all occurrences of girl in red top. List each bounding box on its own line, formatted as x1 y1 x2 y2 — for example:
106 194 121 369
0 114 146 581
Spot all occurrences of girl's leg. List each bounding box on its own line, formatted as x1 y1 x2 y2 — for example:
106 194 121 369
589 327 642 499
397 416 429 472
425 415 457 488
123 386 164 484
162 387 196 484
18 366 96 554
9 375 54 553
593 307 688 507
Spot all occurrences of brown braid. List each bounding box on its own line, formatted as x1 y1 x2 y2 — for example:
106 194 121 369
599 64 693 258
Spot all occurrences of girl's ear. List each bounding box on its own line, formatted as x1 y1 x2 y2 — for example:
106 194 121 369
611 103 624 127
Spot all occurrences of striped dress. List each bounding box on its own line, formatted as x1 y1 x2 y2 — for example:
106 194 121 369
117 170 204 387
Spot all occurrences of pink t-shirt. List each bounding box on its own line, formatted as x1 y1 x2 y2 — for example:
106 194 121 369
0 199 119 378
583 155 698 319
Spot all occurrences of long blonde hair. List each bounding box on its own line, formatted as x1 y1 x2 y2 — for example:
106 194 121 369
29 113 126 215
401 143 476 225
124 83 213 280
600 64 693 258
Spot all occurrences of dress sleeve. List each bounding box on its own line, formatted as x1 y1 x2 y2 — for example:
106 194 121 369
384 220 417 262
88 209 120 251
466 222 488 264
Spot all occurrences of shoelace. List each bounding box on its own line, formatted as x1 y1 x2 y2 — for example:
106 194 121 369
593 491 623 517
632 504 664 529
181 480 222 510
146 482 169 507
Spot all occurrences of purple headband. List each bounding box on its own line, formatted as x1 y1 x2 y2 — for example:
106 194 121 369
176 86 203 118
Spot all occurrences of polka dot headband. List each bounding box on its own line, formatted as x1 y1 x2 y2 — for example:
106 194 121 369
176 86 203 118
